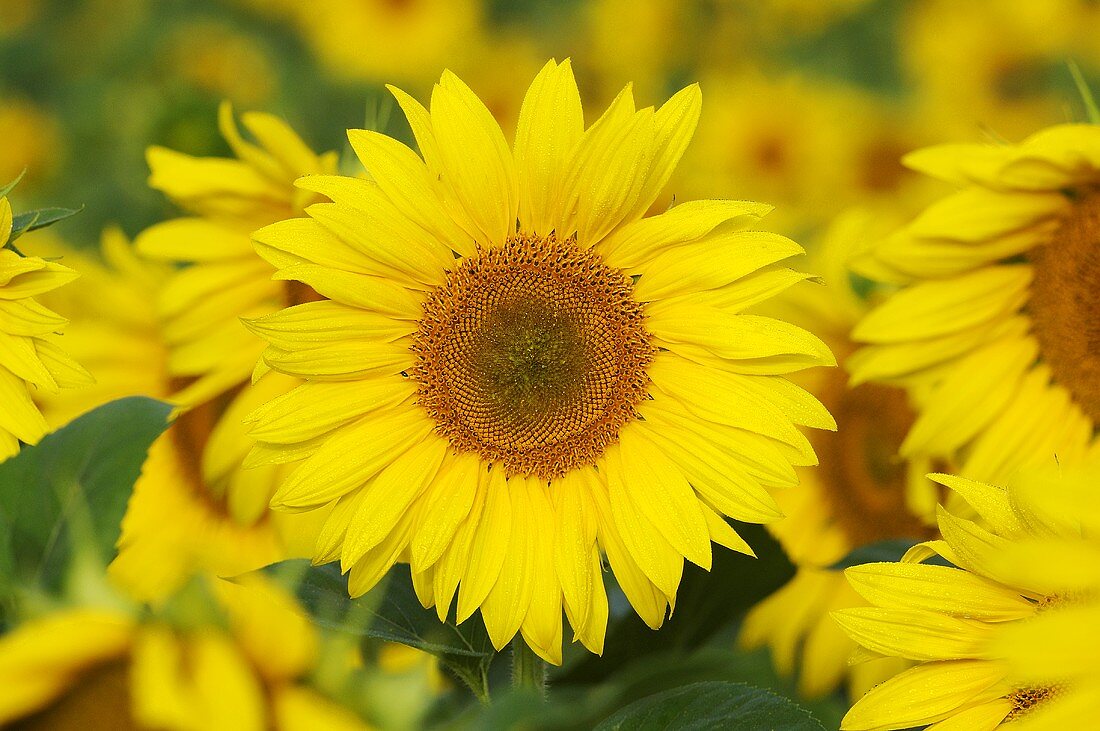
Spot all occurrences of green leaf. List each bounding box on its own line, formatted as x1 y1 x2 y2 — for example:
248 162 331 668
271 561 496 701
0 170 26 200
8 206 83 243
0 397 172 615
1068 60 1100 125
594 681 827 731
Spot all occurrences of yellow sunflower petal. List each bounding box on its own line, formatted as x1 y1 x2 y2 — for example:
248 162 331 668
618 427 712 569
136 218 254 262
340 436 448 569
456 467 511 623
840 660 1008 731
519 479 564 664
270 406 430 509
833 607 993 662
272 265 424 319
598 199 772 270
844 563 1034 621
253 218 376 277
590 470 668 629
514 58 584 235
854 266 1031 344
634 230 803 301
246 378 415 445
552 469 597 637
650 308 834 366
900 334 1035 456
430 70 518 246
606 442 685 597
480 476 535 650
433 472 488 622
927 474 1019 536
409 451 482 572
923 700 1013 731
553 84 637 244
245 301 414 351
628 83 702 221
346 126 473 255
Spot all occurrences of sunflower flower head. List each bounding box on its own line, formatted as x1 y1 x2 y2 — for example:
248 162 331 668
102 107 340 599
0 575 370 730
138 102 338 407
246 59 836 664
0 195 92 459
850 124 1100 485
29 232 320 604
835 464 1100 730
740 211 946 700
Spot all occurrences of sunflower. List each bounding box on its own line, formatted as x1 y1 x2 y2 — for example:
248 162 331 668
32 232 320 603
0 575 371 731
740 211 944 700
276 0 483 84
676 69 932 235
86 104 342 601
835 464 1100 730
0 195 91 460
900 0 1078 141
850 124 1100 486
245 60 835 664
138 101 337 408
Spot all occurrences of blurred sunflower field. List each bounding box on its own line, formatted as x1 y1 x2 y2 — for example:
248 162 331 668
2 1 1100 729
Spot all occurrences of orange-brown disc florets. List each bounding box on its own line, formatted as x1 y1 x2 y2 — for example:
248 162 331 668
1029 190 1100 422
815 376 935 547
412 233 654 478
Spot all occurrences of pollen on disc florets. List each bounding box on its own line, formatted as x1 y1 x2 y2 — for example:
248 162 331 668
411 232 654 479
1028 189 1100 422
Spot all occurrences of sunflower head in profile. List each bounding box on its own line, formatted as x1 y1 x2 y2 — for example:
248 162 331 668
0 195 92 460
850 124 1100 485
245 59 836 663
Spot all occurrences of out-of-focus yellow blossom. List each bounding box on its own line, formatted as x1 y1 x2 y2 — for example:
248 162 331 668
281 0 484 85
741 211 945 701
0 100 63 188
139 102 337 407
0 0 41 38
163 22 277 107
0 196 91 460
716 0 874 39
580 0 696 102
0 575 372 731
836 465 1100 730
901 0 1083 141
676 69 932 234
32 230 170 428
32 229 323 603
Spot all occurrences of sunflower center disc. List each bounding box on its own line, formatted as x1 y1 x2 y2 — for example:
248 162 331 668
15 660 139 730
815 376 933 547
1029 191 1100 422
412 233 653 479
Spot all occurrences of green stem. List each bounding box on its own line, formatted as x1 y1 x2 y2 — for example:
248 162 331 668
511 637 547 698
